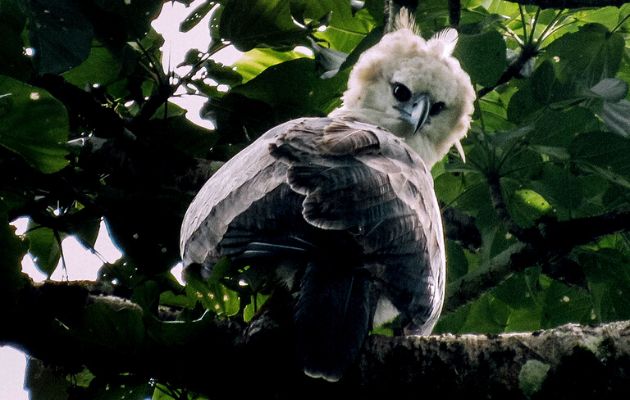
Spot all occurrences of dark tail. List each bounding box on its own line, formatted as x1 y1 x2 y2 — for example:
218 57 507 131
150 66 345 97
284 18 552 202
294 261 373 382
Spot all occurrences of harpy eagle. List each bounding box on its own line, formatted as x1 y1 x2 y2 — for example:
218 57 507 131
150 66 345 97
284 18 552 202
180 13 475 382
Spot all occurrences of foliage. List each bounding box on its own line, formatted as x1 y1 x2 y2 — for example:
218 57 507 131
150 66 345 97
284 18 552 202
0 0 629 397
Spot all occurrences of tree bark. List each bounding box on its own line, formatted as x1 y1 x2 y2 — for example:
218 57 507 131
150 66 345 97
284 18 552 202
3 279 630 398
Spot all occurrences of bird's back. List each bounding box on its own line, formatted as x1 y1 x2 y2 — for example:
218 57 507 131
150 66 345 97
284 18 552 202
180 116 445 380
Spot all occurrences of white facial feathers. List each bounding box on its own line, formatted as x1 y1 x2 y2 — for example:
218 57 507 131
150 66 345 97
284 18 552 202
331 12 475 168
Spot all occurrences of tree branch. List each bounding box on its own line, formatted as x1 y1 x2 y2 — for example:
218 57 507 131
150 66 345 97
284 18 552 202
442 206 482 250
445 210 630 311
32 75 125 139
503 0 629 8
3 278 630 397
478 44 538 97
448 0 461 28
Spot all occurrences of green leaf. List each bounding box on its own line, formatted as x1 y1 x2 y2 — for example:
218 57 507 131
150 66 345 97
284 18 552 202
132 280 160 312
146 115 219 158
27 0 94 74
541 279 593 328
570 131 630 189
232 58 347 118
530 60 577 105
307 1 375 53
446 240 468 282
588 78 628 102
243 292 269 322
442 293 510 334
505 184 552 228
234 48 307 83
529 164 584 220
204 59 243 86
63 44 122 87
0 1 32 79
89 0 164 46
529 108 598 149
25 225 61 277
80 302 146 350
73 217 101 250
580 248 630 322
543 24 625 87
0 75 69 173
600 100 630 138
160 290 197 309
493 268 542 310
454 29 507 87
180 0 216 32
574 6 620 31
219 0 306 51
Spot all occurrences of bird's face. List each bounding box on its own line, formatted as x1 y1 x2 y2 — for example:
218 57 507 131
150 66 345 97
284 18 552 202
332 23 475 167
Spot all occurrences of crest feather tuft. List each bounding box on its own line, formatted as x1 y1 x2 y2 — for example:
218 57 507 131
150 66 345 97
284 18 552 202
428 28 459 57
394 9 420 34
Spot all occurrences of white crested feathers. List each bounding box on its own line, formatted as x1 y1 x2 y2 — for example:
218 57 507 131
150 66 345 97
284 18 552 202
329 13 476 168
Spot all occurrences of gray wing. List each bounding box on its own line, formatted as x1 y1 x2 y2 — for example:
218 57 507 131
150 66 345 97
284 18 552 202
179 119 300 268
180 116 445 333
269 118 446 332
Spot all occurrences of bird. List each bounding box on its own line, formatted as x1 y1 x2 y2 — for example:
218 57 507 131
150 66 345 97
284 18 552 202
180 11 475 382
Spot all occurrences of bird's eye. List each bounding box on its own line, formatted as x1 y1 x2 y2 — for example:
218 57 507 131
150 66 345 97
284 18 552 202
429 101 446 116
392 83 412 102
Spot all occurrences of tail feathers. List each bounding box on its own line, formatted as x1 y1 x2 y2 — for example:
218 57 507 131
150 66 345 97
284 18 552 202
294 262 373 382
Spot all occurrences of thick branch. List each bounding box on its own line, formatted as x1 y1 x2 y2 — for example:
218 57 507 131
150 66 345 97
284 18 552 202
445 210 630 311
503 0 629 8
3 279 630 398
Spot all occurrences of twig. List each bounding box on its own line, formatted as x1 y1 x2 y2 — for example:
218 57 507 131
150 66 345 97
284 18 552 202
448 0 461 28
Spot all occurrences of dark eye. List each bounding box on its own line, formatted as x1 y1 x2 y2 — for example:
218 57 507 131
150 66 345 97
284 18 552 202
429 101 446 116
392 83 412 102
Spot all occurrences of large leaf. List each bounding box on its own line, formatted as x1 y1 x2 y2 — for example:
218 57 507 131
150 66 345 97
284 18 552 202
0 75 69 173
529 164 584 220
89 0 164 46
454 29 507 87
25 224 61 277
296 0 375 53
570 131 630 189
180 0 216 32
528 107 599 149
63 44 122 87
542 23 624 88
234 48 308 83
232 58 347 118
27 0 94 74
0 0 32 79
600 100 630 138
580 249 630 322
219 0 306 51
79 302 146 350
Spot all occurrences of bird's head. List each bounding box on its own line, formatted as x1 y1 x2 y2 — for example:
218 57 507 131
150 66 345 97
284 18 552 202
330 11 476 167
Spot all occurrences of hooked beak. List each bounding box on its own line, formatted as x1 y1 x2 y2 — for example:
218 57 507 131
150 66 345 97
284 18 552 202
395 93 431 134
410 94 431 134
